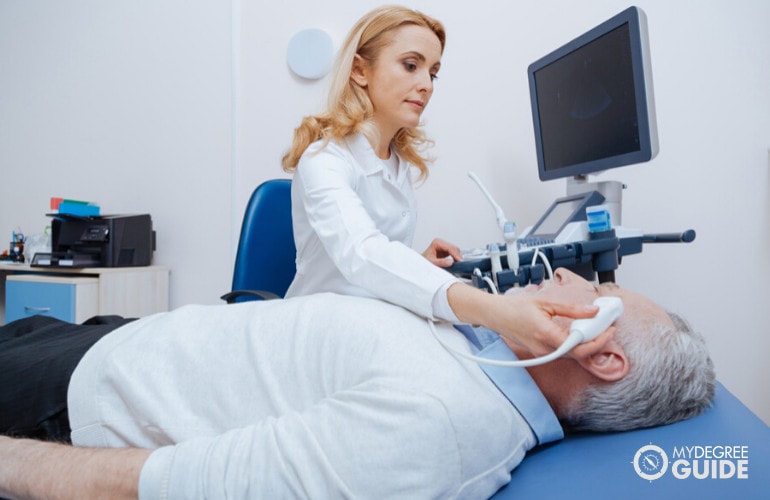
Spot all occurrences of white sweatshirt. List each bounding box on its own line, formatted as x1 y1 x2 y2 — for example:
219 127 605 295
68 294 534 499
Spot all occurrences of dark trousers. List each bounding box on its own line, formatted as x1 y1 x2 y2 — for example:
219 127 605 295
0 315 133 442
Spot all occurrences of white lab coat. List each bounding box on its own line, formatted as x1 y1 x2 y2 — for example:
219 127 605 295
285 132 457 320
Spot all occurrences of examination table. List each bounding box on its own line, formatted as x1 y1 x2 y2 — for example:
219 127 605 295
492 382 769 499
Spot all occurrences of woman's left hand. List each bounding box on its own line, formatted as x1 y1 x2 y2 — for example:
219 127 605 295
422 238 463 268
446 282 612 359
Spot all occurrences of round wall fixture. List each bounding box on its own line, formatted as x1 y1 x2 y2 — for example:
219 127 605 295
286 28 334 80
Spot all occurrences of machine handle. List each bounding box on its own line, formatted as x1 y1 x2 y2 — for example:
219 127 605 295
642 229 696 243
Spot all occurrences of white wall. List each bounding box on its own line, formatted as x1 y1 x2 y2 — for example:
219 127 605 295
1 1 768 424
0 0 234 306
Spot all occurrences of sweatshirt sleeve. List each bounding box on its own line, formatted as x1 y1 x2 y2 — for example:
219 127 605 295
138 446 174 499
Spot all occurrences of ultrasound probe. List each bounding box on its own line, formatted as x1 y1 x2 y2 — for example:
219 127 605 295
429 297 623 367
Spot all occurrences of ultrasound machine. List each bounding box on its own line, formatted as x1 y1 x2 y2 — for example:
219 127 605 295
449 6 694 294
478 8 769 499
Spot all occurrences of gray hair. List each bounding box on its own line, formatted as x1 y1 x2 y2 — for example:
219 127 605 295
563 311 715 432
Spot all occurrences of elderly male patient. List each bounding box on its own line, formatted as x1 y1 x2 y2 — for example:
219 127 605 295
0 268 714 499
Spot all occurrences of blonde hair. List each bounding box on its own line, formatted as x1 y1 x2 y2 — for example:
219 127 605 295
281 5 446 179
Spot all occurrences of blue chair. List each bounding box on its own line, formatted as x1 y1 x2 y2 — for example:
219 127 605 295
221 179 296 303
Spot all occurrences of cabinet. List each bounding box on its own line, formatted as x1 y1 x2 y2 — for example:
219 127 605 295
0 264 169 324
6 275 99 323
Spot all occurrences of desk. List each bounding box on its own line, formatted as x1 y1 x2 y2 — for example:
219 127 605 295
492 382 769 499
0 263 169 324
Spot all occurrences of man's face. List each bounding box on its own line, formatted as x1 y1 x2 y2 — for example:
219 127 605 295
513 268 674 331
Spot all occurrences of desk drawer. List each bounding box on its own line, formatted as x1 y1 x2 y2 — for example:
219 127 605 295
5 275 99 323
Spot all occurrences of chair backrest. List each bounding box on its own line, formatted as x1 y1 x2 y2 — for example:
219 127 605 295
229 179 296 301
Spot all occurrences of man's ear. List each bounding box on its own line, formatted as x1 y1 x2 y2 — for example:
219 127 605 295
576 341 629 382
350 54 369 87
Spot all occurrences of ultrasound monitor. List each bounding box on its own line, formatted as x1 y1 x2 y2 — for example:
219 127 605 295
528 6 658 181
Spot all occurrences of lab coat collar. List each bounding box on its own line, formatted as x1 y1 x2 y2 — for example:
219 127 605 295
345 132 410 186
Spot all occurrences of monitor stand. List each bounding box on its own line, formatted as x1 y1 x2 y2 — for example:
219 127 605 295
566 176 626 226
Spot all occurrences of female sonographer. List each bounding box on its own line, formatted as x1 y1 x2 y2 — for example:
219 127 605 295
281 5 609 358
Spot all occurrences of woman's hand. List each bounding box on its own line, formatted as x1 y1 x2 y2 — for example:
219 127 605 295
492 293 616 360
446 283 613 359
422 238 462 268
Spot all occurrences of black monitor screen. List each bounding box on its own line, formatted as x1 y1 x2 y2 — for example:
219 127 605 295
528 7 658 181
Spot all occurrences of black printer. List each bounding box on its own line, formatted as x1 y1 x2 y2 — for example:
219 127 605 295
32 214 155 268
